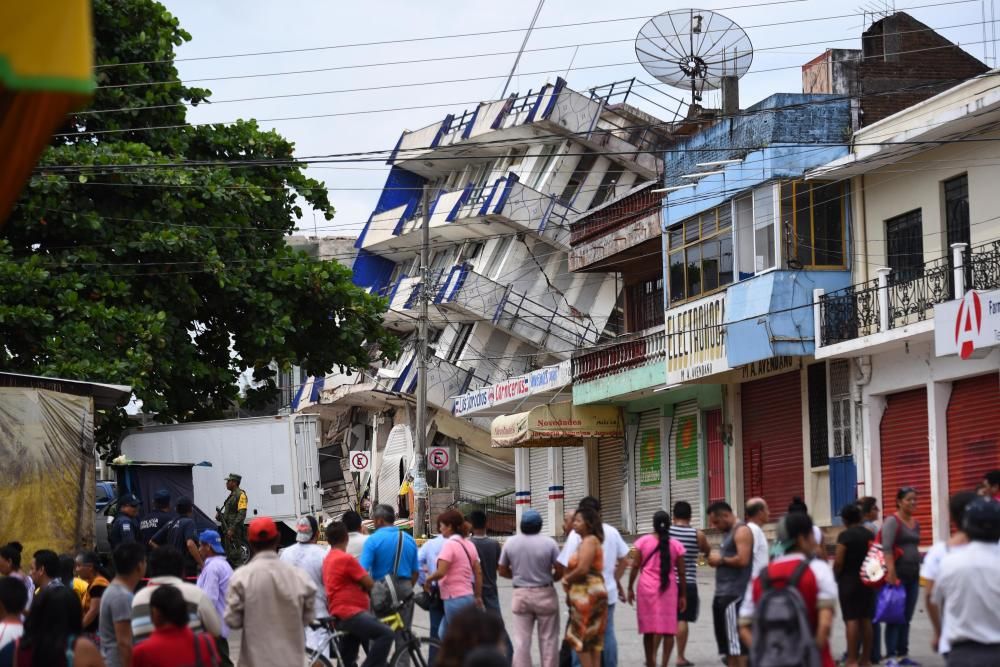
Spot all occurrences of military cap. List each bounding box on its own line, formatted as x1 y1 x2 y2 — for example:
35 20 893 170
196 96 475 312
225 473 242 483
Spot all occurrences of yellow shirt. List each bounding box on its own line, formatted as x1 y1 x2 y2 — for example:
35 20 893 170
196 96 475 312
72 577 88 604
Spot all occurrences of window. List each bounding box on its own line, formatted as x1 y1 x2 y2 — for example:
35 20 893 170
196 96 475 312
626 277 664 331
807 362 830 468
446 323 474 363
829 360 852 457
666 203 734 305
944 174 970 297
527 143 563 190
559 151 598 205
589 164 627 208
885 210 923 282
781 181 846 268
734 186 777 278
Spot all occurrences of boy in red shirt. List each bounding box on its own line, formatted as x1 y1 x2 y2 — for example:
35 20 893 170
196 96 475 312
738 512 837 667
322 521 395 667
131 585 219 667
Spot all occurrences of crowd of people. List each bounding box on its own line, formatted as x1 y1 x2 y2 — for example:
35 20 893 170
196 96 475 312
0 469 998 667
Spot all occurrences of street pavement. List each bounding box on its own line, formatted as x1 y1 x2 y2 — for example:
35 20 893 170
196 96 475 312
231 566 945 666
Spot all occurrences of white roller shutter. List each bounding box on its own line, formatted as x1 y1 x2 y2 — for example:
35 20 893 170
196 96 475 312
597 438 625 533
562 446 588 512
377 425 413 506
669 401 703 528
457 448 515 497
529 447 549 517
633 410 663 533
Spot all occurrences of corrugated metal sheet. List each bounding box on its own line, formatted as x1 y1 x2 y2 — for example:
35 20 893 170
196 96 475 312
458 448 515 498
705 408 726 507
634 410 663 533
947 374 1000 497
742 371 803 520
529 447 549 517
377 424 412 507
562 446 588 512
670 401 703 529
597 438 625 532
880 388 932 547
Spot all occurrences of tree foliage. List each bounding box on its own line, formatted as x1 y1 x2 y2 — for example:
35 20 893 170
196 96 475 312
1 0 397 455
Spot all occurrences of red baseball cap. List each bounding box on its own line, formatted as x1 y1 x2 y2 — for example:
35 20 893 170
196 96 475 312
248 516 279 542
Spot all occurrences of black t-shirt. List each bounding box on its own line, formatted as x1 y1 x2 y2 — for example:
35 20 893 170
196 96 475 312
470 535 501 592
139 509 177 546
836 524 874 584
153 516 199 571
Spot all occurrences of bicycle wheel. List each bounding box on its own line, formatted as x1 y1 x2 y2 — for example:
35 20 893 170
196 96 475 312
390 635 440 667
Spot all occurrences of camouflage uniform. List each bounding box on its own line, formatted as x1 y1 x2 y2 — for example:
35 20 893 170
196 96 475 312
217 473 248 567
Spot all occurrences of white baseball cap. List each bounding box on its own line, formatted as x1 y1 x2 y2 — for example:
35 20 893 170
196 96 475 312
295 516 315 543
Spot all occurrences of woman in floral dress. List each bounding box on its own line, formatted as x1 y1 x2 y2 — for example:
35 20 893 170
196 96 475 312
562 507 608 667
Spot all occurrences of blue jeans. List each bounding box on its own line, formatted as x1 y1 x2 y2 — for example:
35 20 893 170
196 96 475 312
440 595 476 639
884 576 919 658
429 600 445 664
571 602 617 667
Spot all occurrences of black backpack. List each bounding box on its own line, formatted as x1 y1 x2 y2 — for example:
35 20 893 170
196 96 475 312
750 558 821 667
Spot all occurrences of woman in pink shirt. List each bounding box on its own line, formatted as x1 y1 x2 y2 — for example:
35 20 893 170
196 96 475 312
423 509 484 639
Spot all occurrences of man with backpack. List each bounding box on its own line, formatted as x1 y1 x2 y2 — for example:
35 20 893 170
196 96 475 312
738 512 837 667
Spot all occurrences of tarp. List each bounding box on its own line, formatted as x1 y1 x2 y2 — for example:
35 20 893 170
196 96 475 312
113 463 216 532
491 403 623 448
0 387 95 554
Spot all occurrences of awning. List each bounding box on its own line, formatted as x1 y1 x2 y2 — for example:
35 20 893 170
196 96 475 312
0 0 95 225
491 403 623 449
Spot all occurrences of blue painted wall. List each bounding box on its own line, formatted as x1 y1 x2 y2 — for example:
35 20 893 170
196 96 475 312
724 269 851 366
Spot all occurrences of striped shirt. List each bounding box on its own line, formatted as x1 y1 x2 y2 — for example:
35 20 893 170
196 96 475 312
131 576 222 644
669 524 700 582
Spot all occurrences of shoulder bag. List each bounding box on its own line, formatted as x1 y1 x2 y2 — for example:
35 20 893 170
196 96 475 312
370 531 405 615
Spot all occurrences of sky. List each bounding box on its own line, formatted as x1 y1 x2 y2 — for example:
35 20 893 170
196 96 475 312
160 0 998 237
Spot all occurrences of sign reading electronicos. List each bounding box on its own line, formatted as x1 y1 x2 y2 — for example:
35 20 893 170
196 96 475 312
666 292 731 384
935 288 1000 359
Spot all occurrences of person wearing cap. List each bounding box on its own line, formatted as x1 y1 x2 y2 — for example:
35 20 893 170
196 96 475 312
224 516 317 667
150 496 203 577
217 473 248 568
109 494 141 550
140 489 176 549
279 516 330 652
197 529 234 667
930 497 1000 666
498 509 564 667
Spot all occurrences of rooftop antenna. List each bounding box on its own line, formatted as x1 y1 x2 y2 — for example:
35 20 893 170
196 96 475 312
635 8 753 108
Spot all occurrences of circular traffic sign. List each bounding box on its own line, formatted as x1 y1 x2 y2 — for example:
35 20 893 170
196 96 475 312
428 447 450 470
350 451 370 472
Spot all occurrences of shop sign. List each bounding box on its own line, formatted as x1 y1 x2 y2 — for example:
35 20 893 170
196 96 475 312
491 403 623 448
638 429 661 486
935 288 1000 359
674 415 699 480
666 292 731 384
739 356 799 382
453 361 571 417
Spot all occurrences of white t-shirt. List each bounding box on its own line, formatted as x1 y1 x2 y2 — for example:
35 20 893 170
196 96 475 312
921 540 968 654
558 523 629 604
748 521 769 577
738 553 838 621
0 621 23 652
931 541 1000 647
347 532 368 560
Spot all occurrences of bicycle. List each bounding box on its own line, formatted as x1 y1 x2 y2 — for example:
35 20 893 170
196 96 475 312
304 602 440 667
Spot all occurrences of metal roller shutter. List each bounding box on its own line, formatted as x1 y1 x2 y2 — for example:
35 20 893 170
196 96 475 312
947 374 1000 495
597 438 625 532
880 388 932 546
528 447 549 518
377 425 412 506
457 448 515 498
634 409 663 533
742 372 803 521
562 446 588 513
670 401 703 529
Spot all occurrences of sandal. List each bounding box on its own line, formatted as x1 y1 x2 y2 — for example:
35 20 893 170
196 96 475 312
676 661 696 666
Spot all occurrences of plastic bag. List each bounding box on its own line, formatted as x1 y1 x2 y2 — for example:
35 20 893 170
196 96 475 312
873 583 906 624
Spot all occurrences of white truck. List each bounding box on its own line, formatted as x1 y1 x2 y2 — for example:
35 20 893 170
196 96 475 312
119 414 322 539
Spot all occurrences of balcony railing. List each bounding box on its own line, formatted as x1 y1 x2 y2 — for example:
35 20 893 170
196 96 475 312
818 240 1000 346
571 326 666 383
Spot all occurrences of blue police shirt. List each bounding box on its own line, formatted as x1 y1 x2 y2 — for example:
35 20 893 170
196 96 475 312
360 526 419 580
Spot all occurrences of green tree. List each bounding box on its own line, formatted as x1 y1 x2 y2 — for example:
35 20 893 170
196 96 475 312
1 0 397 455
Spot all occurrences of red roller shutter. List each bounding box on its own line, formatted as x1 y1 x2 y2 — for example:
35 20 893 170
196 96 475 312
742 371 803 520
947 374 1000 495
880 388 932 546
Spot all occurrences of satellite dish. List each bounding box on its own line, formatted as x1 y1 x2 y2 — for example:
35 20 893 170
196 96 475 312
636 9 753 104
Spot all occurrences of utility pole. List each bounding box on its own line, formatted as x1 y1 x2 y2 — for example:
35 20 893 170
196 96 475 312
414 183 431 538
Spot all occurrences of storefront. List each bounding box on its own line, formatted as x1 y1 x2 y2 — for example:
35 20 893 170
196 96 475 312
946 373 1000 493
633 408 664 533
668 401 704 528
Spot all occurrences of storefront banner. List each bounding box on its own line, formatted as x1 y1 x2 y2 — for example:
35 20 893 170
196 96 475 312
666 292 731 384
935 289 1000 359
638 428 661 486
491 403 623 448
453 361 571 417
674 415 699 480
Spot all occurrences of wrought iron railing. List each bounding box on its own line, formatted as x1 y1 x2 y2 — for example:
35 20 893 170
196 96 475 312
886 254 952 327
571 326 666 382
819 279 881 345
450 491 516 536
969 239 1000 290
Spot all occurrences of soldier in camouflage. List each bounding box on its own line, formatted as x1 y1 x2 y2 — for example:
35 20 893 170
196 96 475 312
216 473 248 567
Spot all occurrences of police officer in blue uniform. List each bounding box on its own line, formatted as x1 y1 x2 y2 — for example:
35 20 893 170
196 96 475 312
139 489 176 549
109 493 141 549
